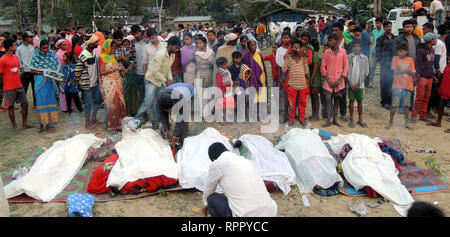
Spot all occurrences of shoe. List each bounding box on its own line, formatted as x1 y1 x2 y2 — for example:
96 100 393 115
410 118 416 124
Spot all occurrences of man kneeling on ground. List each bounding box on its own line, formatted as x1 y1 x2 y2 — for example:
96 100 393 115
202 143 277 217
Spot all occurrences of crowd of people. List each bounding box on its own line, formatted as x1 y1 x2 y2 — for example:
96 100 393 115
0 1 450 142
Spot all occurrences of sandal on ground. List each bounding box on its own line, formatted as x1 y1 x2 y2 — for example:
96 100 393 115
358 122 368 128
13 128 21 134
349 122 356 128
445 129 450 133
427 122 441 127
22 124 34 130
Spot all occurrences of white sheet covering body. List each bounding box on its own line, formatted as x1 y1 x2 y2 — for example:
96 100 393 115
4 134 104 202
237 135 296 195
106 129 180 190
326 133 414 217
275 128 343 193
177 128 234 191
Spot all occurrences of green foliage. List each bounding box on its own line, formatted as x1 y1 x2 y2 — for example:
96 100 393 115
425 154 445 177
1 0 410 30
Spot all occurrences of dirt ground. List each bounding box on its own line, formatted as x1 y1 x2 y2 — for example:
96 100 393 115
1 55 449 217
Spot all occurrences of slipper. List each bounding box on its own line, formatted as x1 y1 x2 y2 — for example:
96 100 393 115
322 121 332 128
427 122 441 127
13 128 21 134
358 122 368 128
22 124 35 130
349 122 356 128
332 122 342 128
445 129 450 134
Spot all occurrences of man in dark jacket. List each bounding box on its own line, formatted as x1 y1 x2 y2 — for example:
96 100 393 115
376 21 397 109
158 83 195 150
393 19 421 112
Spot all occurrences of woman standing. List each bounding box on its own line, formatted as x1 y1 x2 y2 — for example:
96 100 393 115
99 39 127 131
30 40 64 132
243 40 268 121
194 36 215 88
122 38 139 116
181 33 197 85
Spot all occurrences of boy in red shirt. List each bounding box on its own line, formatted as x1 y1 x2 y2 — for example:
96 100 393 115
428 56 450 133
263 43 280 86
0 38 33 133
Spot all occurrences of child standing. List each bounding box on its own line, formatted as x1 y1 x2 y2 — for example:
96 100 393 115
62 52 83 115
347 43 369 128
308 38 322 122
427 56 450 133
282 40 310 126
263 43 280 87
216 57 236 122
386 44 416 130
229 51 243 84
321 34 349 128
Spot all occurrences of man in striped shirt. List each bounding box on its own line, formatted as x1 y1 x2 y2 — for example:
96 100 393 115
282 40 310 126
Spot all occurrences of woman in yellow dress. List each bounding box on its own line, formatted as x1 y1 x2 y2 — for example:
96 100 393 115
99 39 127 131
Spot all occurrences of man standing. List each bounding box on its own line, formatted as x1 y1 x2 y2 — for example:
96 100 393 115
323 16 335 45
377 21 397 109
394 20 421 112
135 37 181 127
332 22 349 121
430 0 445 26
130 25 148 113
318 17 326 45
0 38 33 133
143 28 166 78
202 143 277 217
370 18 385 88
75 35 103 129
16 31 36 108
411 33 440 123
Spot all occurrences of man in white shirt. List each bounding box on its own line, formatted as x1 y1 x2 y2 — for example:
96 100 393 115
16 31 35 108
430 0 445 26
143 28 167 76
202 143 278 217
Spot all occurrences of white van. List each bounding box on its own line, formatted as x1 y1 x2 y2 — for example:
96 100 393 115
387 7 428 36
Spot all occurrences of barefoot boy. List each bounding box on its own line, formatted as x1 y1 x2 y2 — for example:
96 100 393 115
386 44 415 130
321 33 349 128
347 42 369 128
0 38 33 133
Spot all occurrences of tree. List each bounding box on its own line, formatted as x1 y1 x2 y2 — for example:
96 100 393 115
249 0 299 9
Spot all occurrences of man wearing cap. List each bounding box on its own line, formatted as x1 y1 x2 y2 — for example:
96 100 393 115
16 31 36 108
202 143 277 217
75 34 103 129
411 33 440 123
213 33 238 86
135 36 181 128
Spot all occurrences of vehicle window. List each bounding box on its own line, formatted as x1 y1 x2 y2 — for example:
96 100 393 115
388 13 397 21
400 10 414 17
